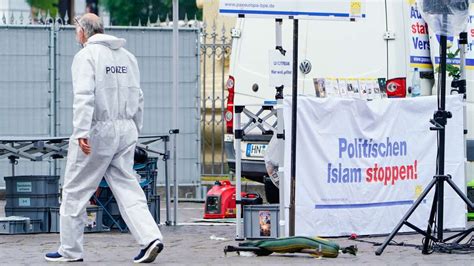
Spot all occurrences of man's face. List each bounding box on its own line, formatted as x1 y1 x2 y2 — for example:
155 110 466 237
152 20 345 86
75 18 86 45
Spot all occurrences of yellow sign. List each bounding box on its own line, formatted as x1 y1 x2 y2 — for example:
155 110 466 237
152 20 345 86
415 185 423 198
350 1 362 16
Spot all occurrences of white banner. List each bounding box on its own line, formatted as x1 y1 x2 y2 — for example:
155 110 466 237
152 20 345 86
219 0 366 20
284 96 466 236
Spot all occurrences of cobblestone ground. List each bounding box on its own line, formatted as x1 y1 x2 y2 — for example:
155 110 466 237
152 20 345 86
1 201 474 265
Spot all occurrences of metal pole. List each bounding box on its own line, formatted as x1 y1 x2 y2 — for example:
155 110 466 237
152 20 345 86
459 32 468 186
276 97 286 237
211 23 217 175
221 26 226 175
202 24 207 174
436 32 447 242
289 18 298 237
234 106 243 240
49 21 58 177
9 155 17 177
275 18 286 237
172 0 179 226
164 137 171 225
196 28 203 199
49 22 56 138
53 22 58 138
53 22 60 177
459 32 467 83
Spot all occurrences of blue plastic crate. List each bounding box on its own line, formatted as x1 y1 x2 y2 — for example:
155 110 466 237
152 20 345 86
50 206 106 233
0 217 29 234
4 176 59 195
28 219 44 233
6 194 59 208
5 207 50 230
148 195 160 224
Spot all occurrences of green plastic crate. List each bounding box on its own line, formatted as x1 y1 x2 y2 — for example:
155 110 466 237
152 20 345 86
468 179 474 221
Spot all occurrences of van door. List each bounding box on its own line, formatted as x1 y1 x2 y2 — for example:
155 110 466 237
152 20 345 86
231 18 297 106
231 1 392 105
301 1 389 94
386 0 409 80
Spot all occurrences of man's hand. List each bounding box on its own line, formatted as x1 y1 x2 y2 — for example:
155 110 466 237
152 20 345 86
78 138 91 155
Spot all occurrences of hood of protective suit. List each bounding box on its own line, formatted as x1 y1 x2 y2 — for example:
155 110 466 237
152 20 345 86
71 32 143 140
85 34 126 50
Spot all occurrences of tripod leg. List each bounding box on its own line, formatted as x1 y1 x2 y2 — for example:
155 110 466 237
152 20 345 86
436 179 445 242
444 226 474 243
444 177 474 243
422 185 439 254
445 177 474 210
375 178 437 256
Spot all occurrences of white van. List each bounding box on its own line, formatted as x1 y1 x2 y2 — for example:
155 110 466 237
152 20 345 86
224 1 472 203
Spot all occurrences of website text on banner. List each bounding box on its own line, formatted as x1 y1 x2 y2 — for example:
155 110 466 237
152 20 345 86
283 96 465 237
219 0 366 20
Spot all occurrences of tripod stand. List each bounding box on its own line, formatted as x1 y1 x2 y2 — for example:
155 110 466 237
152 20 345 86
375 13 474 256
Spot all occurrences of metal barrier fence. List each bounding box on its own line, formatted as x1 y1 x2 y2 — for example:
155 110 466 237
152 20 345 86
0 14 201 189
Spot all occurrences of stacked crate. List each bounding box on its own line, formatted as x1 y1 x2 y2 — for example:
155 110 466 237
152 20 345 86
4 175 60 233
96 158 160 231
0 217 43 234
136 158 160 224
49 205 106 233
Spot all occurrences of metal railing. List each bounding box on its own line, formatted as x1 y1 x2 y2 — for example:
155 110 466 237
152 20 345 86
200 21 232 176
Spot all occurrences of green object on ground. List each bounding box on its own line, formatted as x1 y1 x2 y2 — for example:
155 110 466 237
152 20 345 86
468 213 474 221
467 179 474 187
468 180 474 221
224 236 357 258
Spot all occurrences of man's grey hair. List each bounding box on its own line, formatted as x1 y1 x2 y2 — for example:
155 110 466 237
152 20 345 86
78 16 104 38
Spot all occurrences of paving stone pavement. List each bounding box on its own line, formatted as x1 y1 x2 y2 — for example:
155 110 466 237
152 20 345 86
1 201 474 265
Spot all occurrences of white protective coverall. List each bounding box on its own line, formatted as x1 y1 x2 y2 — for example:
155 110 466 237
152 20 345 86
59 34 163 259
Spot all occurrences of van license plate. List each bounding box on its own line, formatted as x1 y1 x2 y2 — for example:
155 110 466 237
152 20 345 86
246 144 267 158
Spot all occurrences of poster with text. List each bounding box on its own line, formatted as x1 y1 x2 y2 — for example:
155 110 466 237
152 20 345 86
283 96 465 236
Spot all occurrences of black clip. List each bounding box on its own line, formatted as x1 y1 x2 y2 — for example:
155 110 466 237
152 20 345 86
234 129 243 140
275 85 284 100
451 79 466 94
8 155 19 165
235 106 244 114
275 46 286 56
163 151 170 161
277 132 285 140
430 110 452 131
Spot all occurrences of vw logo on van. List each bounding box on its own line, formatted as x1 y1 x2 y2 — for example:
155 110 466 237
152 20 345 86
299 60 312 75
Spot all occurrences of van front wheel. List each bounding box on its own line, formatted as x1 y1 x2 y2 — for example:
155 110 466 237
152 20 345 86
264 176 279 204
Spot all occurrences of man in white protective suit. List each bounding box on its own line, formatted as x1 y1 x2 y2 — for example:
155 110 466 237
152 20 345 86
45 13 164 263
